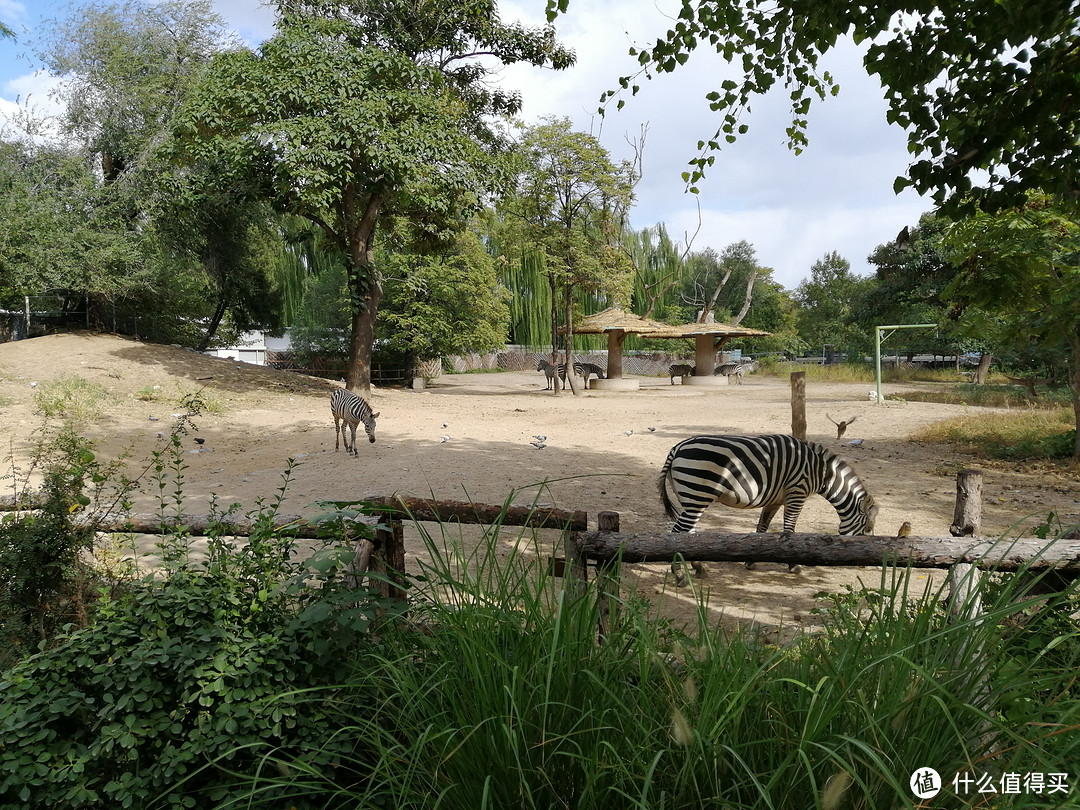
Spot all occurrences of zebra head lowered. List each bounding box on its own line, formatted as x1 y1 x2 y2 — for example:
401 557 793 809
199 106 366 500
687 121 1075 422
657 434 876 580
330 389 379 456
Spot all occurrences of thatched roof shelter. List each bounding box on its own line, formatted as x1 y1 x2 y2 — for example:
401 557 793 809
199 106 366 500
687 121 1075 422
647 321 771 381
564 307 672 389
563 307 771 389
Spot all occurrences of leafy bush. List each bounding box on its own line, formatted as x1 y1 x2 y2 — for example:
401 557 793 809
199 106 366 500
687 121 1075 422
0 427 128 666
0 443 395 808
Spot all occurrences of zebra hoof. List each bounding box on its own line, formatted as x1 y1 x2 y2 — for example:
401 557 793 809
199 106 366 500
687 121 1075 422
691 561 708 579
788 564 803 574
744 561 757 571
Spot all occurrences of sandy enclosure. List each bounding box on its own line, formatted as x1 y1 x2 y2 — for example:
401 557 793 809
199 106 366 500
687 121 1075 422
2 333 1079 635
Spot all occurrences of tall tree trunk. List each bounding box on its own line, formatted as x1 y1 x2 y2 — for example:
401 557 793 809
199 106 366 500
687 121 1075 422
344 194 383 396
563 285 578 395
548 273 561 393
974 352 993 385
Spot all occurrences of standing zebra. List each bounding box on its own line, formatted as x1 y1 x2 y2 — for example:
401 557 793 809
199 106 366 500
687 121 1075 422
536 358 568 390
574 361 606 389
658 434 876 582
669 363 695 384
714 359 757 384
330 389 379 455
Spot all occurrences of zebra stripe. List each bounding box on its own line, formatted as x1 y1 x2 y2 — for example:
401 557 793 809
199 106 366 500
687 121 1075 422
536 358 568 390
330 389 379 455
657 434 876 536
574 361 606 389
713 359 757 384
669 363 695 384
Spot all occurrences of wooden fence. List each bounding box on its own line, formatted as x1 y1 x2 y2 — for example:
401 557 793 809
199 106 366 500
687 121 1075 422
4 476 1076 606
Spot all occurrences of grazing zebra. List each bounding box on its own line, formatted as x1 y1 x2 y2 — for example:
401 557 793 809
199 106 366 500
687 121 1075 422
330 389 379 455
536 358 569 390
714 359 757 384
574 361 606 389
658 434 876 582
669 363 695 384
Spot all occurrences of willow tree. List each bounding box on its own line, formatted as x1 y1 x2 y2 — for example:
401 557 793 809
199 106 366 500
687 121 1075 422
500 118 635 393
172 1 573 395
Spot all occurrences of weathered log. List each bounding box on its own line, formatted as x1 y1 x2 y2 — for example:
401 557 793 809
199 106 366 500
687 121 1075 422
366 496 588 531
73 512 332 539
573 530 1080 572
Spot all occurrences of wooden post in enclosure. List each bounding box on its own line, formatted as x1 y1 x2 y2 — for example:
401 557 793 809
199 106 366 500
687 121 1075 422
790 371 807 441
948 469 985 619
596 511 621 639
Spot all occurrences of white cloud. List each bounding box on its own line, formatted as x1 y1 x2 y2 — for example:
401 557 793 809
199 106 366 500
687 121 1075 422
498 0 934 290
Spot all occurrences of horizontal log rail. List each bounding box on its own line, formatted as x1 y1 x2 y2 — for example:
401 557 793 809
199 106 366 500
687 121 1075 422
573 530 1080 572
365 496 588 531
4 497 587 534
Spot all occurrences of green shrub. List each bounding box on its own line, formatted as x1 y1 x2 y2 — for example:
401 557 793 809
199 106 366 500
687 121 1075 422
0 441 396 808
0 428 124 666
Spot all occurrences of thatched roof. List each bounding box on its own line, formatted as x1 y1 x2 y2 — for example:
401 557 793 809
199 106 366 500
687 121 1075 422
563 307 679 335
645 321 772 339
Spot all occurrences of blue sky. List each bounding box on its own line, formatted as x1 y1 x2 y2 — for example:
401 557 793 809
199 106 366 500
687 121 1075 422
0 0 932 291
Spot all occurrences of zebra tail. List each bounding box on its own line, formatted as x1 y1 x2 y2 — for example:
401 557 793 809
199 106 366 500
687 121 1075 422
657 455 681 520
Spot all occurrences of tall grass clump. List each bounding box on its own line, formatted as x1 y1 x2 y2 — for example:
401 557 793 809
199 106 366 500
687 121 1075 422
912 409 1076 459
898 383 1074 409
33 375 111 425
766 361 876 383
223 510 1080 809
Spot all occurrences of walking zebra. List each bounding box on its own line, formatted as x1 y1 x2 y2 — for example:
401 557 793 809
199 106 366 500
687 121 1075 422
669 363 695 384
330 389 379 455
574 361 606 389
714 359 757 384
658 434 876 582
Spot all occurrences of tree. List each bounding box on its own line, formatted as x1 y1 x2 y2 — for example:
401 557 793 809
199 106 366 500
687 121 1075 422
500 118 636 393
0 139 151 310
794 251 875 361
681 241 760 325
172 1 573 395
26 0 278 345
552 0 1080 212
38 0 233 184
944 193 1080 457
378 223 510 370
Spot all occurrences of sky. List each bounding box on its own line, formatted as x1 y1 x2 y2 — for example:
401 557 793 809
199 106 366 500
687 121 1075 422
0 0 933 291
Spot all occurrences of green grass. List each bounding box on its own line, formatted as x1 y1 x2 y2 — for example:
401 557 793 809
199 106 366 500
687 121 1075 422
895 383 1074 409
33 375 111 424
208 511 1080 809
911 409 1076 460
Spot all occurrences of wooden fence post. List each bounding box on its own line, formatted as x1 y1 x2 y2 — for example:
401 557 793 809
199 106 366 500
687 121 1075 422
596 511 621 640
948 469 984 620
374 518 408 602
946 469 993 727
790 371 807 442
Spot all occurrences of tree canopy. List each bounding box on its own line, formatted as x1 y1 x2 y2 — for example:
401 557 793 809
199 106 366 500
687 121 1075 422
172 0 573 394
549 0 1080 212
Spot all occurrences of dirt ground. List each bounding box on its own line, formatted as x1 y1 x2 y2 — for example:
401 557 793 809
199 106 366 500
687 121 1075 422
3 332 1078 635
